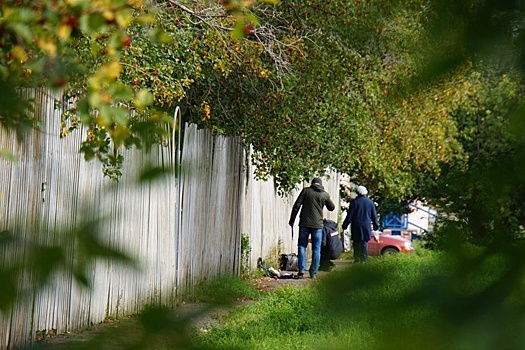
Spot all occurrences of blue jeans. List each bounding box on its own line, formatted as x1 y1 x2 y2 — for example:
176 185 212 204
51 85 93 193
298 226 322 277
353 240 368 263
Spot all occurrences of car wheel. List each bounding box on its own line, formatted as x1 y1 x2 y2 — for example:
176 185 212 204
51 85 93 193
381 247 399 255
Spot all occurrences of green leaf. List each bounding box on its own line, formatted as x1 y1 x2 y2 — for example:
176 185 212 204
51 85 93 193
115 8 135 27
244 12 260 26
147 28 173 44
90 39 103 56
231 21 245 39
80 13 107 35
77 99 91 124
135 13 156 24
139 165 173 182
9 23 33 42
25 56 46 73
111 107 129 126
134 89 154 110
111 83 134 101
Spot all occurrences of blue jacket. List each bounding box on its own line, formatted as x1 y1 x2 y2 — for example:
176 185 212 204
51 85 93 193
342 195 379 242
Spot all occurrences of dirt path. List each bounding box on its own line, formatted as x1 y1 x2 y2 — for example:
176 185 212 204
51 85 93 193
37 260 352 349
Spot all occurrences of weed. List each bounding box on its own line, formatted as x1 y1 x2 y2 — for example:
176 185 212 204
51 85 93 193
240 233 252 279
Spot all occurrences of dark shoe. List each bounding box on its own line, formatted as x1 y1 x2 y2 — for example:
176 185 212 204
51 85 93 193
293 273 304 279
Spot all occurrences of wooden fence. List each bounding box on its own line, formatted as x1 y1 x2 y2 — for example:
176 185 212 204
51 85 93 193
0 89 339 349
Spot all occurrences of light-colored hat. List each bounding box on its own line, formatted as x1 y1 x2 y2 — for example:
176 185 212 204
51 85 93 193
356 185 368 195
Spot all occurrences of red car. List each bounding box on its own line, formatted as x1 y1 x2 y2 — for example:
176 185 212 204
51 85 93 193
368 233 415 256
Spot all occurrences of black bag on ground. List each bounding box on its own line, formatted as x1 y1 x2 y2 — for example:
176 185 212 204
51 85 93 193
279 253 299 271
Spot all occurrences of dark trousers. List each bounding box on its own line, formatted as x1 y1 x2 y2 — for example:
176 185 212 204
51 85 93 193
352 240 368 263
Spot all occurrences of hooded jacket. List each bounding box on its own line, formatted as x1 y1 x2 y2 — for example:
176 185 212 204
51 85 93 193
289 181 335 229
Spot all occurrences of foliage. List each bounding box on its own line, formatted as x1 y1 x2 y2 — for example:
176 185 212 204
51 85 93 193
240 233 252 278
412 1 525 245
0 0 269 178
58 0 275 179
2 0 522 200
1 0 160 170
187 0 484 197
229 0 525 203
258 1 445 196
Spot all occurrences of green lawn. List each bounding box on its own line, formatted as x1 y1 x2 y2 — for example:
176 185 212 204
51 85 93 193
190 247 525 350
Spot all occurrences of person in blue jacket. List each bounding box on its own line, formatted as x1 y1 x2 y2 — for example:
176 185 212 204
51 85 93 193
342 185 379 263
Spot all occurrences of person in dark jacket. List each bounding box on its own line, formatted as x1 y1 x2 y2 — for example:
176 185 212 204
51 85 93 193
342 185 379 263
289 177 335 278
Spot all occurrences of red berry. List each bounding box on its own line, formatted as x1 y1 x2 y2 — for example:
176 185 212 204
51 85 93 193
122 36 132 47
243 24 255 35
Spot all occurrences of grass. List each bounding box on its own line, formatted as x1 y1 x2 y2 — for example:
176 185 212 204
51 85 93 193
189 246 525 350
189 252 441 350
188 274 262 304
37 245 525 349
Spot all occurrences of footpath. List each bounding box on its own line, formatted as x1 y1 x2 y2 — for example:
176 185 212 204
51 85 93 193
37 260 352 349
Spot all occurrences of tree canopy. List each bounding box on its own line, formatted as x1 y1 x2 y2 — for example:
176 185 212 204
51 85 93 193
1 0 524 204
